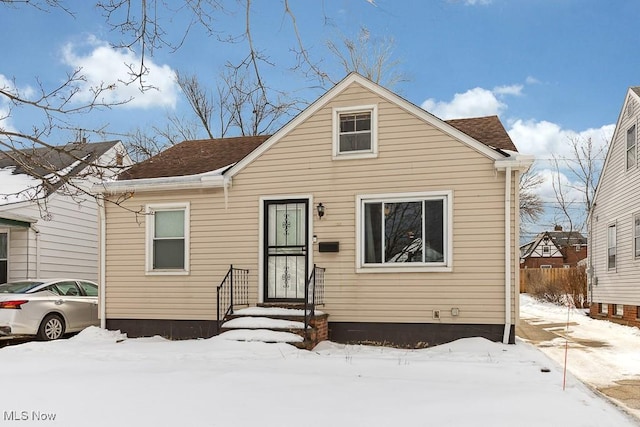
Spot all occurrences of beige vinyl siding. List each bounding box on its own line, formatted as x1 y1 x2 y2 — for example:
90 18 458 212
105 81 518 325
591 93 640 305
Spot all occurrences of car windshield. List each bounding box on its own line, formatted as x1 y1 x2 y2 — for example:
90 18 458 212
0 281 45 294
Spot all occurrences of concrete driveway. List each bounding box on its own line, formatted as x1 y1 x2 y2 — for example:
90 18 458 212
517 317 640 423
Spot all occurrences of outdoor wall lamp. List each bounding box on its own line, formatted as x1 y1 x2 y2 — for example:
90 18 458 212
317 203 325 219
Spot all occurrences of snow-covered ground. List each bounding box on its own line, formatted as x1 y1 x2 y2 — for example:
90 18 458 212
520 294 640 419
0 301 638 426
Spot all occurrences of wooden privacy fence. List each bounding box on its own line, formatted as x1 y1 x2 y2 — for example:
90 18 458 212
520 268 578 293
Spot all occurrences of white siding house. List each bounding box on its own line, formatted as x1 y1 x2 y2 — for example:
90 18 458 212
589 87 640 327
0 141 130 284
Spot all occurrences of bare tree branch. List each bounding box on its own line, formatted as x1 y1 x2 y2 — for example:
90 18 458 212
519 166 544 224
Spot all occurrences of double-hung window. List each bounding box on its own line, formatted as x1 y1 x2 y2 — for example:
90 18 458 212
0 232 7 285
146 203 190 274
333 105 378 159
607 223 616 270
357 191 451 271
635 214 640 259
627 125 636 170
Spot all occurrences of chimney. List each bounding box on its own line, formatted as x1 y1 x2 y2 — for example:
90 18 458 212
554 225 563 231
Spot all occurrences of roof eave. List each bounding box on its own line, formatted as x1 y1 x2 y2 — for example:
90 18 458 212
92 173 226 194
494 153 534 171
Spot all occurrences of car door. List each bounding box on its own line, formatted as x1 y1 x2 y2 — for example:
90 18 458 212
77 281 99 327
53 281 90 331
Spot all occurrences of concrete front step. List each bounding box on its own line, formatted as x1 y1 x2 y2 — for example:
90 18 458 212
222 316 307 330
220 306 328 349
218 329 305 346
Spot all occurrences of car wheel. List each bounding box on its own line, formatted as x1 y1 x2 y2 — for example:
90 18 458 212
37 314 65 341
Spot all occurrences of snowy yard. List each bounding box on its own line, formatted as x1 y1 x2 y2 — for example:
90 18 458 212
520 294 640 420
0 300 638 426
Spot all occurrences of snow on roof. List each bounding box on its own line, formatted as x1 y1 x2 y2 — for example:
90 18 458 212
0 167 45 206
44 154 91 184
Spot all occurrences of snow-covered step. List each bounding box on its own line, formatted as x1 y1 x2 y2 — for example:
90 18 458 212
221 316 307 330
218 329 304 344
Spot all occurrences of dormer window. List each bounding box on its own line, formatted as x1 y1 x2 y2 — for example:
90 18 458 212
333 105 378 159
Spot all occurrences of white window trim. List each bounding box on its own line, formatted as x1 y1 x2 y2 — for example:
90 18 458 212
634 213 640 260
145 202 190 275
332 104 378 160
355 190 453 273
615 304 624 317
0 228 8 281
607 222 617 271
626 124 637 171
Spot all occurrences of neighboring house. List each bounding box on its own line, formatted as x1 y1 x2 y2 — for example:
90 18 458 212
0 141 130 284
520 226 587 269
96 73 532 347
588 86 640 328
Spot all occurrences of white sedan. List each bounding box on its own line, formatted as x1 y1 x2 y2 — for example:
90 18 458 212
0 279 99 340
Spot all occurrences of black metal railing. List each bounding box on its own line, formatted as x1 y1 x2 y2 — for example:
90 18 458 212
303 264 325 334
216 265 249 331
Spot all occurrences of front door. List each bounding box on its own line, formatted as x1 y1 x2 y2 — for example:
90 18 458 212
264 200 308 301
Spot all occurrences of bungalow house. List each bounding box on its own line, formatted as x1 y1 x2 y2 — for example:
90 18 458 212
520 226 587 269
588 86 640 328
95 73 532 347
0 140 130 284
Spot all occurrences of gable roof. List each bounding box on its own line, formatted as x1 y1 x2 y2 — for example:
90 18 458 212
118 115 515 181
119 135 270 180
520 230 587 258
590 86 640 213
0 140 121 205
227 73 521 178
0 141 120 177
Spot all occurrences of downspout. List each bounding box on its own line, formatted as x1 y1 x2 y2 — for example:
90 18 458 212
503 166 512 344
98 198 107 329
223 177 230 209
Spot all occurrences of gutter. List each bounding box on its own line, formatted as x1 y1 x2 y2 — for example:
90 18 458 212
92 169 228 195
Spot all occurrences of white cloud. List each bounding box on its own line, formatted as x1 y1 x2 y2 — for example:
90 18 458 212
493 84 523 96
421 83 522 120
536 168 584 203
0 74 34 134
60 36 178 109
421 87 507 120
449 0 492 5
507 119 614 160
525 76 540 85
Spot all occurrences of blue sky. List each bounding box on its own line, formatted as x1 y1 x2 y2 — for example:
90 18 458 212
2 0 639 236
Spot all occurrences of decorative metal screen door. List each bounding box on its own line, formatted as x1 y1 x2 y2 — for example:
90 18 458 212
264 200 308 301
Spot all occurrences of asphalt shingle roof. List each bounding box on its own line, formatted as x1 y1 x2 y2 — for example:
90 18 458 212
119 135 270 180
120 116 516 180
0 141 119 176
445 115 517 152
